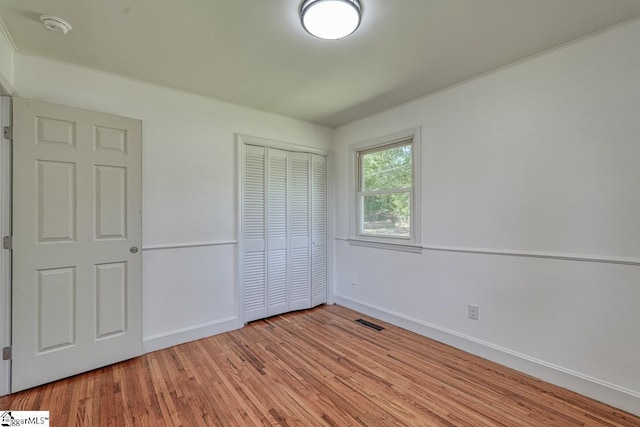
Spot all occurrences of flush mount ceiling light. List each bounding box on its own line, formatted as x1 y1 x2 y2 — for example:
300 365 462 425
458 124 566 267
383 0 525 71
300 0 362 40
40 15 72 35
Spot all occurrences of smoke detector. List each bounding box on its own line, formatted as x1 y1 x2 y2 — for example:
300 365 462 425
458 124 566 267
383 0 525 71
40 15 72 34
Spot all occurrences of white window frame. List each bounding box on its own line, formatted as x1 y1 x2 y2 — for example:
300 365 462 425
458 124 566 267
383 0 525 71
349 127 421 253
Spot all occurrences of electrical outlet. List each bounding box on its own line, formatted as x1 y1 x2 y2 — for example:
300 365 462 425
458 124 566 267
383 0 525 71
351 274 357 286
468 304 479 321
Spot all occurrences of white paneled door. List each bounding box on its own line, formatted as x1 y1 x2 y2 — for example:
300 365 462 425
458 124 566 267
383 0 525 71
11 98 142 392
242 142 326 323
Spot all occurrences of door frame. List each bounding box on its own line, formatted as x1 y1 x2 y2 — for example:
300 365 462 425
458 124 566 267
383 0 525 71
0 95 11 396
235 134 334 325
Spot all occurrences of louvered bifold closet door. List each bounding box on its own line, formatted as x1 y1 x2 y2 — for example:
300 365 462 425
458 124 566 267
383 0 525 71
243 145 267 322
267 148 289 317
289 152 312 311
243 142 326 322
311 154 328 306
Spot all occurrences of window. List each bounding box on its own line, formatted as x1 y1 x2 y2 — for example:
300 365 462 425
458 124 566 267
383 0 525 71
350 128 421 251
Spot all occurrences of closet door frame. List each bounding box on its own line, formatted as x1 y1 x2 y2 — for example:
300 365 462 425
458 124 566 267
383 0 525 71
236 134 333 324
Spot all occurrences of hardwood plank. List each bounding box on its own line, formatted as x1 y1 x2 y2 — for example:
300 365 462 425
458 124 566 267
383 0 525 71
1 304 638 426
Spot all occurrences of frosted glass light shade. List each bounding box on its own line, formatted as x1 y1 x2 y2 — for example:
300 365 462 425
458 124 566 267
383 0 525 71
300 0 362 40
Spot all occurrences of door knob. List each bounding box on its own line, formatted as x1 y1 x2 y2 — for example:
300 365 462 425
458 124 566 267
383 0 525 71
130 246 139 254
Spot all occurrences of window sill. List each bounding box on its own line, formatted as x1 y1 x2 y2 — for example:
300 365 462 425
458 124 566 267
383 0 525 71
347 238 422 254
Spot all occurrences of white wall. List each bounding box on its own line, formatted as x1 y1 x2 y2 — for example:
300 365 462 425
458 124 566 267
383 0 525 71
334 20 640 415
0 18 14 92
12 53 334 352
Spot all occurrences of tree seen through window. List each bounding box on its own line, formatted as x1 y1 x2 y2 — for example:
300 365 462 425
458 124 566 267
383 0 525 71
359 142 412 237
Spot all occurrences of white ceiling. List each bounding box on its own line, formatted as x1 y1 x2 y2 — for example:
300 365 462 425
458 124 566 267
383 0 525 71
2 1 640 127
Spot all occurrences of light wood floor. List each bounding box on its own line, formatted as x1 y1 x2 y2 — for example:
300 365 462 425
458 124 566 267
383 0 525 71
1 304 638 426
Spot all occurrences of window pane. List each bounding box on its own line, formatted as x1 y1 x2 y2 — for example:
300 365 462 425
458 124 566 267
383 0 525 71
363 144 412 191
362 192 410 237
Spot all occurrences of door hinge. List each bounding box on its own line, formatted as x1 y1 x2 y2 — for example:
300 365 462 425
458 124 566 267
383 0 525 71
2 346 10 360
2 236 11 250
3 126 11 140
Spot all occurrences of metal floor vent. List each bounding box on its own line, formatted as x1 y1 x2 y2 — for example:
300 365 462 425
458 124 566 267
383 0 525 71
355 319 384 331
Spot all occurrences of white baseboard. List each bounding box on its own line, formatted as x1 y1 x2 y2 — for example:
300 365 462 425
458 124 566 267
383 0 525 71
335 296 640 417
143 317 243 354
